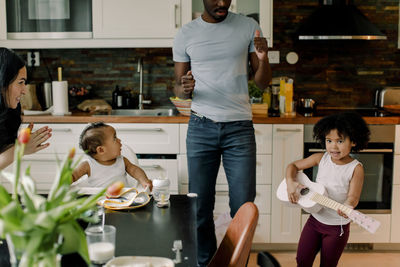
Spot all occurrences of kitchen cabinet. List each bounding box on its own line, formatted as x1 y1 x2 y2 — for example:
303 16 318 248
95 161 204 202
93 0 185 39
192 0 273 47
270 124 304 243
1 123 86 194
0 0 192 48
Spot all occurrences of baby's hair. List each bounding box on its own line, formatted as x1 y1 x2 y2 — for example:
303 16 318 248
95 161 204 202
313 112 370 152
79 122 109 157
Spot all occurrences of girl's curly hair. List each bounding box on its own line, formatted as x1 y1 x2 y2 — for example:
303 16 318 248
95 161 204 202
313 112 370 152
79 122 108 157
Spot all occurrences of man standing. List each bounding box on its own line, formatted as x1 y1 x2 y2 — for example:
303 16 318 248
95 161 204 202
173 0 272 265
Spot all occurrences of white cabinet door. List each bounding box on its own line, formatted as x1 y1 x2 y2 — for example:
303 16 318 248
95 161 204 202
93 0 182 39
191 0 273 47
0 0 6 40
270 124 303 243
110 123 179 154
138 159 178 194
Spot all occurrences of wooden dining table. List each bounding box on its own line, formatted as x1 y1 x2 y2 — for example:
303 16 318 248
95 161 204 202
0 194 198 267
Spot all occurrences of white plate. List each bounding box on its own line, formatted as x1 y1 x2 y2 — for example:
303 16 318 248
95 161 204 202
105 256 174 267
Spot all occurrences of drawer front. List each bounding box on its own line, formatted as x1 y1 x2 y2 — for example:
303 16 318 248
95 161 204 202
111 123 179 154
1 155 61 194
301 213 391 243
178 154 271 185
215 184 271 214
22 123 85 154
138 159 178 194
179 123 273 155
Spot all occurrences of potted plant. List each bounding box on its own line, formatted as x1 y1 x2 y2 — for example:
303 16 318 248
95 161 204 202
248 80 263 104
0 128 106 267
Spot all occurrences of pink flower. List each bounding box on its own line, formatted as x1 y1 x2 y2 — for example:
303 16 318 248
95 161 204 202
18 128 31 144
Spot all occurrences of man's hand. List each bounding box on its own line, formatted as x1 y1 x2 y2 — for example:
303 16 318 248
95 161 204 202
254 30 268 62
180 70 195 96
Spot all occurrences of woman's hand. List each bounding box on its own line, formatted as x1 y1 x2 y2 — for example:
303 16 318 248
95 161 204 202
24 123 52 155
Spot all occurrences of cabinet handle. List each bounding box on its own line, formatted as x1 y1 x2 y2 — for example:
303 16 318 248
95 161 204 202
141 164 161 169
276 128 301 132
216 191 229 196
174 4 180 28
52 128 72 132
115 128 162 132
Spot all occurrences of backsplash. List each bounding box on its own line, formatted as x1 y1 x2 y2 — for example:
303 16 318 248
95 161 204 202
15 0 400 109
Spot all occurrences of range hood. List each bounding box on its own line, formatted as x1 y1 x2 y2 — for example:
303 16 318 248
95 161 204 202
296 0 387 40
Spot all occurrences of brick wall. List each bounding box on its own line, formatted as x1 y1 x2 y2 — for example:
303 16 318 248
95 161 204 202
16 0 400 109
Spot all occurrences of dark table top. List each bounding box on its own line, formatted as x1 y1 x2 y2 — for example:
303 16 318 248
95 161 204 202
0 195 197 267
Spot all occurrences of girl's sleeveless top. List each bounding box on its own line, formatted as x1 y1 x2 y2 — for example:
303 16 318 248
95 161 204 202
312 152 361 225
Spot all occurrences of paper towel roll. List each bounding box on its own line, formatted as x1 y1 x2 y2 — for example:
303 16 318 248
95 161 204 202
52 81 70 115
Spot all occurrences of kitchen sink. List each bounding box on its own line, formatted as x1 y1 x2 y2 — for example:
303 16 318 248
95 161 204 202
97 108 177 117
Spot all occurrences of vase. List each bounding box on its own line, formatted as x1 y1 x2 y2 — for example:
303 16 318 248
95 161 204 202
6 234 61 267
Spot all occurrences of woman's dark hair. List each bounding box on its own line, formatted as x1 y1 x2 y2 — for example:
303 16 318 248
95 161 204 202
0 48 25 153
79 122 109 157
0 47 25 110
313 112 370 152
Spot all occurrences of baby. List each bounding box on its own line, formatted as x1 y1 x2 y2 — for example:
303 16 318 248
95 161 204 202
72 122 153 191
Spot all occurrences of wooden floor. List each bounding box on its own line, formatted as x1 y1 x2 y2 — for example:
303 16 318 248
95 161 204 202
248 251 400 267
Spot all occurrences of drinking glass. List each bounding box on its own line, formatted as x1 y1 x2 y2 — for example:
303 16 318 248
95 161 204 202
85 225 116 265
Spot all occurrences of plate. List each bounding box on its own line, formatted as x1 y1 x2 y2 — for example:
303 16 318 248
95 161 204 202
105 256 175 267
383 104 400 114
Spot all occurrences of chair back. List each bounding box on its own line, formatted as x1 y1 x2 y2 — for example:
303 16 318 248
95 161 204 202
208 202 259 267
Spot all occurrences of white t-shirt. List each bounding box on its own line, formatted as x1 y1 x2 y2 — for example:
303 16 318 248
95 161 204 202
173 12 261 122
86 155 129 187
312 152 362 225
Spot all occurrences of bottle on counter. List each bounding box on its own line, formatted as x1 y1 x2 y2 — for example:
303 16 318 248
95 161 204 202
112 85 123 109
268 86 280 117
279 78 286 114
285 78 294 115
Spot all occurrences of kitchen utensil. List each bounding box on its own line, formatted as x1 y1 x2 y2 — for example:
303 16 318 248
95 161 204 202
297 98 316 116
383 104 400 114
376 87 400 107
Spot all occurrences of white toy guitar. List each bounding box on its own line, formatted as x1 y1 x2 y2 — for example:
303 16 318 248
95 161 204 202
276 172 381 234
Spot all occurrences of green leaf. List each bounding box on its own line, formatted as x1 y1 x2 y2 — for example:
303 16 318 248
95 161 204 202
0 185 12 209
20 185 36 213
58 221 90 264
34 212 56 231
1 202 23 231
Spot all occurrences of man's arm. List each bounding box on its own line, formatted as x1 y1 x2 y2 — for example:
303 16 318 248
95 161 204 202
173 62 194 99
249 30 272 90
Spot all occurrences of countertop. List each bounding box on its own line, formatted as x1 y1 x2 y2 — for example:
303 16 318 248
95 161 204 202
21 111 400 124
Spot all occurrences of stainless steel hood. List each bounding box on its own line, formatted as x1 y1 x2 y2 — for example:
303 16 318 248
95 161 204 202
296 0 387 40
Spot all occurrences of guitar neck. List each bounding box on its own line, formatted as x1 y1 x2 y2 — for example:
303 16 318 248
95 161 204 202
310 193 353 215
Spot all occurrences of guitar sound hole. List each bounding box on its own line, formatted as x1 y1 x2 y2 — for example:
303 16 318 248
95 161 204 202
300 187 309 196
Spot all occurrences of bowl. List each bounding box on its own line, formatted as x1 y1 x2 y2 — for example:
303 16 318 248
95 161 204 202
170 97 192 116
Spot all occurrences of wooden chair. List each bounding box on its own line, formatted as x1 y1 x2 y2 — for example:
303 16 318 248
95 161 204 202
208 202 259 267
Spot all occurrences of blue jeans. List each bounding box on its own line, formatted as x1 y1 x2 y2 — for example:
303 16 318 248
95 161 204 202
186 113 256 266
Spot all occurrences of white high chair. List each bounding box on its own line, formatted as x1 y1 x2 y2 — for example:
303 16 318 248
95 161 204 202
70 143 140 194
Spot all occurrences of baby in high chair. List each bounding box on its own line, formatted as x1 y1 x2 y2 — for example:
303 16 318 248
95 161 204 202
72 122 153 191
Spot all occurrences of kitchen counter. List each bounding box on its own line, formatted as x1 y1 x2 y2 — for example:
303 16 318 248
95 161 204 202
22 111 400 124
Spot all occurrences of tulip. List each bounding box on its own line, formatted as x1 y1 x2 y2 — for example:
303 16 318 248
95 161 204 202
18 127 31 144
106 181 125 197
68 147 76 159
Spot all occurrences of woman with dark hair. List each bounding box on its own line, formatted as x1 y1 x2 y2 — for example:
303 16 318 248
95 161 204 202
0 47 52 169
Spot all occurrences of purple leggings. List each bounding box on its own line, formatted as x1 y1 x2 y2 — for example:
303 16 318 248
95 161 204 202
296 215 350 267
